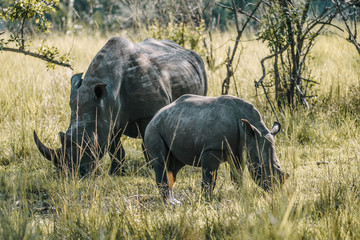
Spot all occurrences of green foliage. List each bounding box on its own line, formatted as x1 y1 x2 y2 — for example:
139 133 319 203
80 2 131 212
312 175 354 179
257 3 287 51
0 0 57 29
148 18 207 57
0 0 71 69
37 39 71 69
0 0 58 48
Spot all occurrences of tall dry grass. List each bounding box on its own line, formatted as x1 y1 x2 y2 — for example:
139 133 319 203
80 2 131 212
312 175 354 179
0 31 359 239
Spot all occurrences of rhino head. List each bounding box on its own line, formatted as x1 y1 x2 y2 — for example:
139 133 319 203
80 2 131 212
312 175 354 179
242 119 288 190
34 73 117 175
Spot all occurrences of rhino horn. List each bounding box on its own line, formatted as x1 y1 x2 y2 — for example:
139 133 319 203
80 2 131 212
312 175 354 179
33 130 59 161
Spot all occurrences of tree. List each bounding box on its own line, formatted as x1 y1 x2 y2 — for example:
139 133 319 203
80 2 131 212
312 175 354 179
256 0 344 110
333 0 360 55
0 0 72 69
66 0 74 34
257 0 360 110
219 0 359 112
218 0 262 96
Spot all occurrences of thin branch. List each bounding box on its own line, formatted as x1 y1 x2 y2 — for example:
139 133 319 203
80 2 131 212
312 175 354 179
316 21 344 32
216 2 261 23
296 85 309 109
259 81 279 121
255 42 290 88
305 5 338 36
1 47 73 69
301 77 319 85
254 42 290 120
221 0 262 95
20 17 26 50
334 0 360 54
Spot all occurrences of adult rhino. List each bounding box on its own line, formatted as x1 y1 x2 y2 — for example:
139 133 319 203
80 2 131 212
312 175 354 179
144 94 287 204
34 37 207 176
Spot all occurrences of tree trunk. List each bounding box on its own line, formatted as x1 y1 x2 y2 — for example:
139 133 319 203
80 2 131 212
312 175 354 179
280 0 300 108
66 0 74 34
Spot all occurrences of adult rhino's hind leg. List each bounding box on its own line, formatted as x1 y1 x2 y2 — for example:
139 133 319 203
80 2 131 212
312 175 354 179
201 150 221 200
108 133 126 175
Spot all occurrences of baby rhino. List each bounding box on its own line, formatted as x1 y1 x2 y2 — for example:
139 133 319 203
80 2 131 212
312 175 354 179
144 94 287 204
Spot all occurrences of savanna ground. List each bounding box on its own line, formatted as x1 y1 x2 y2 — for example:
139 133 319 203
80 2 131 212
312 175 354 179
0 30 360 239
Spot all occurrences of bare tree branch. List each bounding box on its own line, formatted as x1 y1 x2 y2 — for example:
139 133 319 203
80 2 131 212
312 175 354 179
334 0 360 55
216 2 261 23
255 42 290 88
258 81 279 121
221 0 262 95
254 42 290 119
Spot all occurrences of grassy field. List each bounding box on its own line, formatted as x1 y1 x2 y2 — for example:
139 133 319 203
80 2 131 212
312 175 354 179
0 31 359 239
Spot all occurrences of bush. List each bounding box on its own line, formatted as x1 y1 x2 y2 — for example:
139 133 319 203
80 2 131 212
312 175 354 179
147 18 207 57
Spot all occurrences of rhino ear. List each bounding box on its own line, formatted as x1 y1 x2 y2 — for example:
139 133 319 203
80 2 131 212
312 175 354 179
241 119 261 137
94 83 107 100
71 73 83 88
270 122 281 136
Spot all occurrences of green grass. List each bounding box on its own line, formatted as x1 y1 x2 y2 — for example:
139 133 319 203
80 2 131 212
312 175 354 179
0 31 359 239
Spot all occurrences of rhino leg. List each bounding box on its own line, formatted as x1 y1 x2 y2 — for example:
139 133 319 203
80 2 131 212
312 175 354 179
166 157 184 204
146 132 184 204
153 154 184 205
152 155 177 204
201 150 221 199
146 131 171 202
108 134 126 175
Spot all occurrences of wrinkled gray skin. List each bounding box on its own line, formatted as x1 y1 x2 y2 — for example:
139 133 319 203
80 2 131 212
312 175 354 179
34 37 207 176
144 94 287 204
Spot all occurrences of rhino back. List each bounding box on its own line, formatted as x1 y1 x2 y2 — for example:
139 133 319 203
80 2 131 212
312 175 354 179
148 95 237 165
138 38 207 98
82 37 207 122
147 94 269 165
121 38 207 120
84 36 133 82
